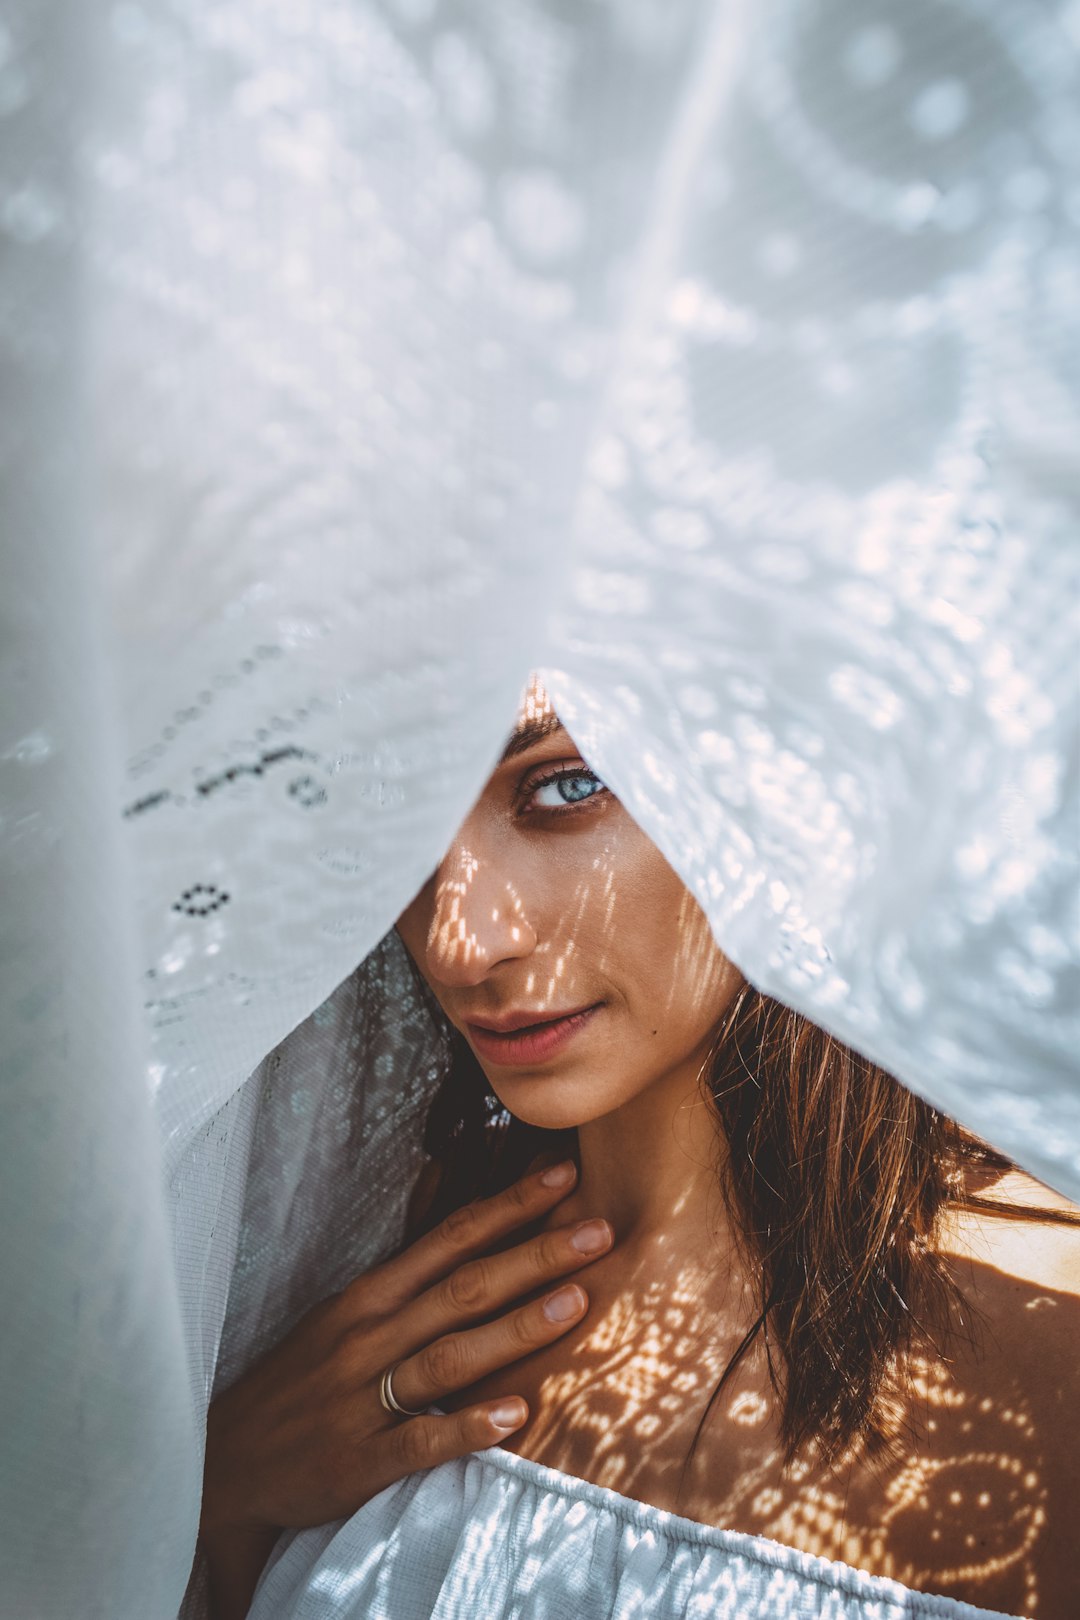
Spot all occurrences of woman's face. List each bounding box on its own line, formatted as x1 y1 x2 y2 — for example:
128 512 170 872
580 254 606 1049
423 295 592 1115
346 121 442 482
395 682 743 1130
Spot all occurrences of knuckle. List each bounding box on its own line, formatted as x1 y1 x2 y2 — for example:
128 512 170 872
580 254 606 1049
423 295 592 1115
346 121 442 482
439 1202 481 1247
505 1176 532 1214
339 1267 403 1330
536 1232 567 1276
396 1420 432 1473
422 1333 467 1390
299 1292 346 1353
509 1306 542 1353
333 1319 375 1373
343 1265 389 1312
335 1320 367 1361
445 1259 489 1314
462 1409 498 1451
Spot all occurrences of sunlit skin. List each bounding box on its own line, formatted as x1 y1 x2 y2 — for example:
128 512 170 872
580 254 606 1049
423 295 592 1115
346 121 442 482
397 681 743 1246
396 677 1080 1619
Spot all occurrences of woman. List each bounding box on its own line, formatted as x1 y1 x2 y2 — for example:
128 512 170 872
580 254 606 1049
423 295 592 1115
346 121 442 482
199 680 1080 1619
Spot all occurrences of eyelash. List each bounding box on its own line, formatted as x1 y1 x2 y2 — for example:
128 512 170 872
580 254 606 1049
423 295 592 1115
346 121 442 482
517 764 609 817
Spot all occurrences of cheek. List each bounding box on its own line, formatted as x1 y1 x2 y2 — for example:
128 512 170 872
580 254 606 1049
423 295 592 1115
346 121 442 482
603 840 736 1033
395 885 435 966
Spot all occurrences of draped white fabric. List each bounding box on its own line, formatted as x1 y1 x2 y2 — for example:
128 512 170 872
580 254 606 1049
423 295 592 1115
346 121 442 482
1 0 1077 1615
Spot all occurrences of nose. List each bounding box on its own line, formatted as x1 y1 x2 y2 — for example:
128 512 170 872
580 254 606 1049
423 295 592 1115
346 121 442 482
422 836 538 989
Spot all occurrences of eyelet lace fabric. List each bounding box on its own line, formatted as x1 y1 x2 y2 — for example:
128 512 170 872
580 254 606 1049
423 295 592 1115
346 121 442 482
246 1444 1023 1620
1 0 1077 1614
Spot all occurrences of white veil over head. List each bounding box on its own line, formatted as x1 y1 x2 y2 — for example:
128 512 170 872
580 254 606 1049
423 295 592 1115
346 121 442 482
1 1 1077 1614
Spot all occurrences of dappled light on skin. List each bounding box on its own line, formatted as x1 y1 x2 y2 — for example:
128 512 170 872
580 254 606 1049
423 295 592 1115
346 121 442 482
397 676 1077 1619
752 1339 1051 1613
443 1255 1073 1616
663 887 729 1028
489 1263 737 1499
425 847 484 971
426 857 549 977
519 677 558 730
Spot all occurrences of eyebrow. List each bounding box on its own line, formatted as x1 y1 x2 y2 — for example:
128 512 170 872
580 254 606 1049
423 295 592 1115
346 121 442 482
498 713 565 764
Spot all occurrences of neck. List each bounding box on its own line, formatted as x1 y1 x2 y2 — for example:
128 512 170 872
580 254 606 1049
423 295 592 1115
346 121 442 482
536 1036 761 1395
558 1033 732 1257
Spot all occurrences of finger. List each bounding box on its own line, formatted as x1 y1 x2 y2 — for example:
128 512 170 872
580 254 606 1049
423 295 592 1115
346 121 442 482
523 1147 568 1176
362 1401 529 1501
393 1282 589 1412
366 1159 581 1310
394 1213 612 1352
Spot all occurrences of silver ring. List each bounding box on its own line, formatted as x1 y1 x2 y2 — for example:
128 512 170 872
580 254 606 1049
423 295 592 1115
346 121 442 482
378 1360 426 1418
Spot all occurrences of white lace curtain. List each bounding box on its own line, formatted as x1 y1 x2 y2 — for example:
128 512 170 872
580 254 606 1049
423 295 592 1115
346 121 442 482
1 1 1077 1614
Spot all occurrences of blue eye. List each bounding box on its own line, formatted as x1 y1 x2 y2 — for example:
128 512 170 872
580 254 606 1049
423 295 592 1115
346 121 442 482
524 766 607 813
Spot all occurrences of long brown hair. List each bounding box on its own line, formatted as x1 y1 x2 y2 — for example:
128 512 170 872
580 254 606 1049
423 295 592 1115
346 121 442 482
403 956 1077 1466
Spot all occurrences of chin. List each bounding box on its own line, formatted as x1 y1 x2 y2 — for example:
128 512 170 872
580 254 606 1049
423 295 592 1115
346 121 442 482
487 1071 638 1132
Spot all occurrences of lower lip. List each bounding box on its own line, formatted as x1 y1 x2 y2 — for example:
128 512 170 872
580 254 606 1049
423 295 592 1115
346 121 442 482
466 1005 602 1066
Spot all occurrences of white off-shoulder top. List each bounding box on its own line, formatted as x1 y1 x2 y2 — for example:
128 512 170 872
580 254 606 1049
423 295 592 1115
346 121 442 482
246 1439 1021 1620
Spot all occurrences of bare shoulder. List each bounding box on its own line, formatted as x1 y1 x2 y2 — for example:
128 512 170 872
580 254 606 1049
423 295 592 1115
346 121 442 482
873 1172 1080 1616
939 1171 1080 1386
941 1169 1080 1291
932 1171 1079 1440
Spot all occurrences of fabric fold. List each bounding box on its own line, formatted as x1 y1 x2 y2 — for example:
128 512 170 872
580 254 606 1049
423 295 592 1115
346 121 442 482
247 1445 1023 1620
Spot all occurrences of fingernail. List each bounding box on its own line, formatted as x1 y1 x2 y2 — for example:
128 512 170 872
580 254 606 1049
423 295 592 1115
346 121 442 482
543 1284 585 1323
570 1219 611 1256
539 1160 576 1188
490 1400 527 1430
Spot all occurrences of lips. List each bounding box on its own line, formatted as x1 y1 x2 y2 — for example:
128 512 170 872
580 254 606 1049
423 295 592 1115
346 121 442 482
467 1004 598 1035
465 1003 603 1066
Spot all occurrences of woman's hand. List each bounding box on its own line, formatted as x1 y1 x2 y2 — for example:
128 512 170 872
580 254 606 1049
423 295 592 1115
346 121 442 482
199 1158 610 1545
